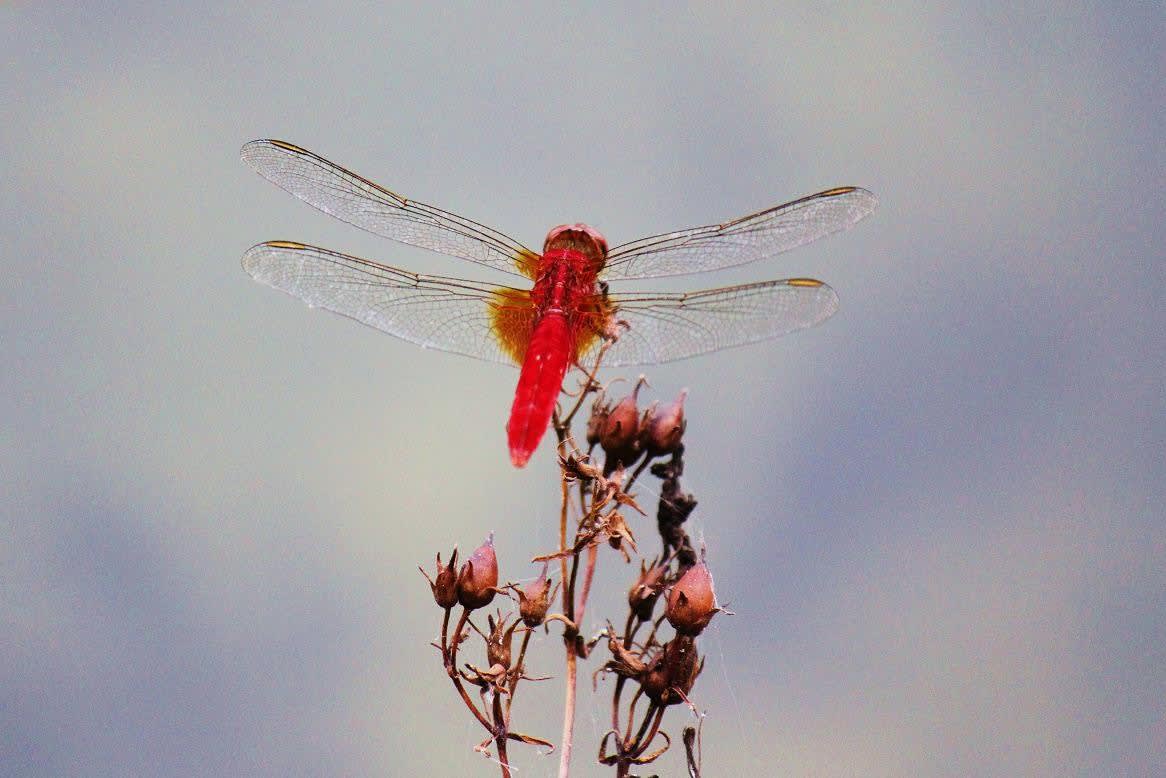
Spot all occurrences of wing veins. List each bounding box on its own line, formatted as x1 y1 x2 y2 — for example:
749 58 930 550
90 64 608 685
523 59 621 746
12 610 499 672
242 140 535 275
602 187 876 280
241 241 528 365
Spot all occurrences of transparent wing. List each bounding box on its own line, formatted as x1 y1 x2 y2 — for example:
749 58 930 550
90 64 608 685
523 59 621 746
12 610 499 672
242 241 529 365
241 140 536 278
587 279 839 367
603 187 877 280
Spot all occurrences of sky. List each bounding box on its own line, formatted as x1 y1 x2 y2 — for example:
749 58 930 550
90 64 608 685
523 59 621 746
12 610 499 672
2 3 1162 776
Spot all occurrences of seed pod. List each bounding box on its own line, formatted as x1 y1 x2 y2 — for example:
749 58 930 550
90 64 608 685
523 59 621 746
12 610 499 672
640 389 687 457
485 613 519 669
628 559 669 622
457 534 499 610
665 557 718 636
600 379 645 467
517 562 552 627
642 635 701 706
421 548 460 610
585 394 610 447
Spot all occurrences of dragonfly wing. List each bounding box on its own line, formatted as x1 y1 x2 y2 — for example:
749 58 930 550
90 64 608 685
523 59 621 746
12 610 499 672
242 140 537 278
584 279 839 367
242 241 530 365
603 187 877 280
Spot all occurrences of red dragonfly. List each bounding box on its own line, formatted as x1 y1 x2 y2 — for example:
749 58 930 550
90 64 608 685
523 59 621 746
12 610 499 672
241 140 877 467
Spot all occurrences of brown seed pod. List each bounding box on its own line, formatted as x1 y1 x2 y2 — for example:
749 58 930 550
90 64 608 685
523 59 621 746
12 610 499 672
456 534 499 610
665 558 719 636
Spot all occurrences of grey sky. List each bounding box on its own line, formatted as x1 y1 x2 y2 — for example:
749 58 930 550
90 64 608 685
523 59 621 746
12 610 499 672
3 3 1162 776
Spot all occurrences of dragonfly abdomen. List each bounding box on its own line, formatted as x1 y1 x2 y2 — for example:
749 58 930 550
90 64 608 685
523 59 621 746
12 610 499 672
506 312 572 467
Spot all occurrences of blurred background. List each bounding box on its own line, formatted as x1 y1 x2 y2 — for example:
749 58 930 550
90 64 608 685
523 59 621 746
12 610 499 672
3 3 1161 776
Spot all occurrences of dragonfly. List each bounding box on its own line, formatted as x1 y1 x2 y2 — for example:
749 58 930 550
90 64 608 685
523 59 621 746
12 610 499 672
241 139 877 467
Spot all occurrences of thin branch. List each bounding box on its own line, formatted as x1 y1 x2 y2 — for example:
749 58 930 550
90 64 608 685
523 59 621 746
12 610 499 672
557 641 577 778
492 688 511 778
574 544 599 643
446 608 494 732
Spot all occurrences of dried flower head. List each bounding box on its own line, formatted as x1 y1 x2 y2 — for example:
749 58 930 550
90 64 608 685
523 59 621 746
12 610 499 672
457 534 499 610
420 548 460 610
585 393 611 447
604 510 638 557
601 624 648 679
600 378 645 468
642 634 702 706
516 562 553 627
665 557 719 636
485 612 520 670
640 389 687 457
628 558 669 622
560 451 602 484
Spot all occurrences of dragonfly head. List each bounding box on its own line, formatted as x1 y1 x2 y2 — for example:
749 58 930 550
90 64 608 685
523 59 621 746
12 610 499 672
543 223 609 273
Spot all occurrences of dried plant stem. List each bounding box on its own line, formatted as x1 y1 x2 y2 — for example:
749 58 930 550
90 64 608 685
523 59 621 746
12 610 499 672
611 676 627 731
557 462 576 778
560 339 615 429
631 702 663 754
426 335 710 776
683 725 701 778
506 629 534 711
437 606 518 777
575 544 599 633
553 341 621 777
493 692 511 778
558 534 602 776
558 640 578 778
446 609 494 732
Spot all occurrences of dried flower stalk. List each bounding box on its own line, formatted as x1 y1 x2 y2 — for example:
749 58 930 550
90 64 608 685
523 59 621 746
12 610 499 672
422 342 719 777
